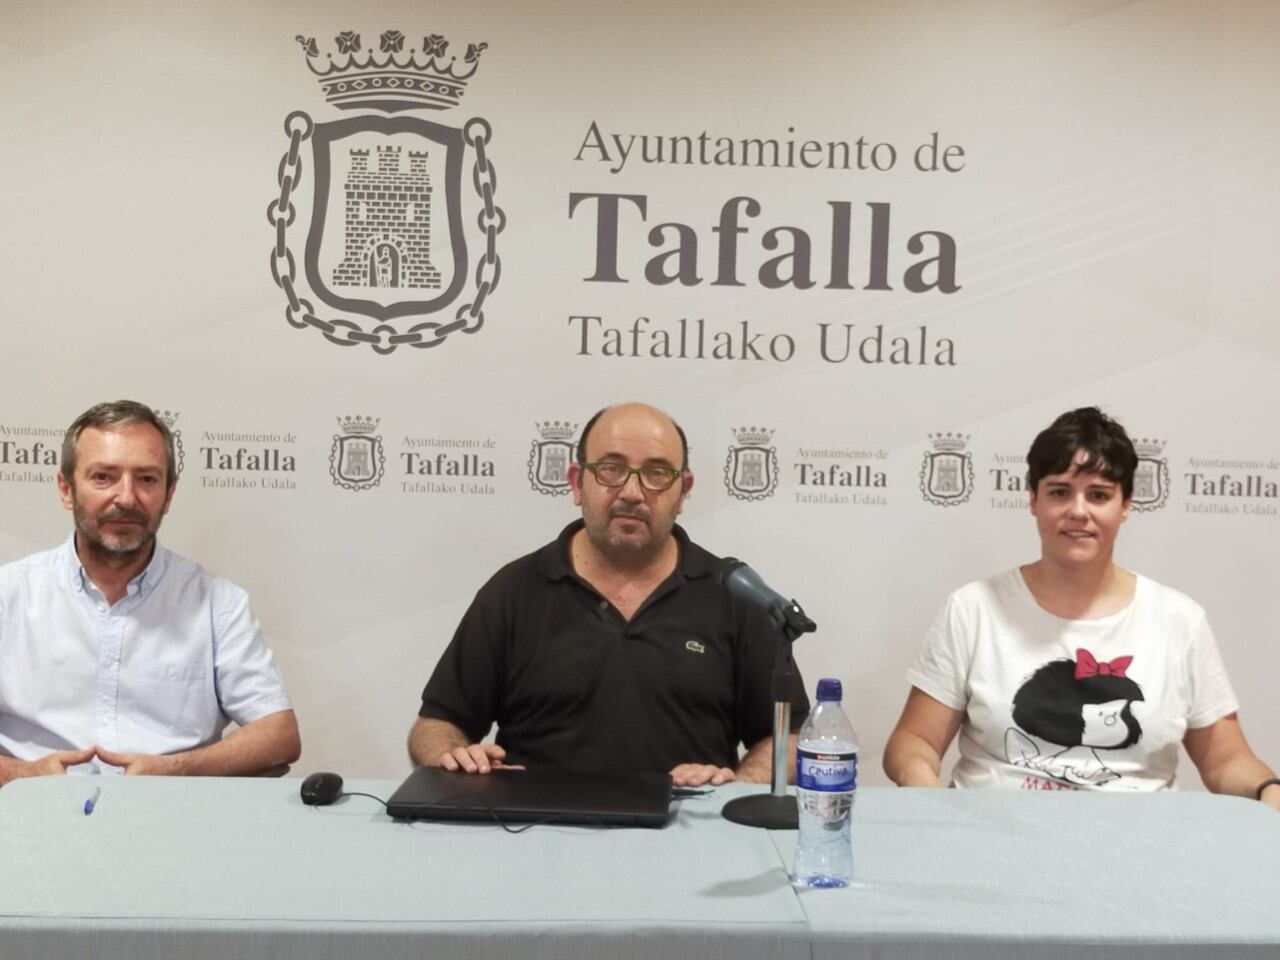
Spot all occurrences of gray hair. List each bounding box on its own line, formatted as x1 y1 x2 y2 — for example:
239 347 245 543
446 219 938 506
61 400 177 489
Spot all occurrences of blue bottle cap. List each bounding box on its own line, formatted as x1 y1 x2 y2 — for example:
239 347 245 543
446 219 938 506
815 678 843 702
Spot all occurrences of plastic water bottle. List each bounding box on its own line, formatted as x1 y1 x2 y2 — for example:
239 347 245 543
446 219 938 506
793 677 857 888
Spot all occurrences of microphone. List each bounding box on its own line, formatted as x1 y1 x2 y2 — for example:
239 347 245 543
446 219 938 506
719 560 816 827
721 559 817 638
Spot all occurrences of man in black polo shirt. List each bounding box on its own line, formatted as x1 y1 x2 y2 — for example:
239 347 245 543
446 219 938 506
408 402 809 787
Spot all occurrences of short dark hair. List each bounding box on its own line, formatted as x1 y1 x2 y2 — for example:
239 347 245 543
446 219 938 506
1026 407 1137 500
576 405 689 471
1012 659 1145 749
61 400 178 489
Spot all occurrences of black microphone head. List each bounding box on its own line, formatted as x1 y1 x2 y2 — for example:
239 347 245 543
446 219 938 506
722 561 787 621
721 559 818 637
719 557 746 584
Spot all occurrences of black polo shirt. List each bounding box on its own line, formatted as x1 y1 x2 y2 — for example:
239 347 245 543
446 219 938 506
420 521 809 774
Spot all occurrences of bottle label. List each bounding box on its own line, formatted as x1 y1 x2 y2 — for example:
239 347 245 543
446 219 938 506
796 747 857 792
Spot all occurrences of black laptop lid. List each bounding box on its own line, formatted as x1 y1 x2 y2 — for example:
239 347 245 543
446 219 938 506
386 765 674 827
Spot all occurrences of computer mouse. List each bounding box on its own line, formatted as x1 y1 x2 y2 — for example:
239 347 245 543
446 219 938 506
300 771 344 806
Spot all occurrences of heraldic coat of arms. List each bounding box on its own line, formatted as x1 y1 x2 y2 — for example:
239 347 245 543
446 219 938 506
269 29 503 353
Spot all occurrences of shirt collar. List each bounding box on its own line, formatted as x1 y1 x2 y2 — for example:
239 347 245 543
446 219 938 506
539 519 715 581
59 533 170 599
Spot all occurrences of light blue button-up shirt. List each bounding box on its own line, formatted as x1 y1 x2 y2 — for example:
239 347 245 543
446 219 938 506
0 537 292 772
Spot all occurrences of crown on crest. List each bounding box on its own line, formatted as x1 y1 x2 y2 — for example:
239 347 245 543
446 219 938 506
296 30 486 112
928 432 969 453
152 409 181 429
536 421 577 442
1132 438 1165 458
338 415 380 436
733 427 774 447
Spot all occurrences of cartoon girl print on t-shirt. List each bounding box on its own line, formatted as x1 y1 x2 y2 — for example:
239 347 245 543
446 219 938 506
1004 648 1144 787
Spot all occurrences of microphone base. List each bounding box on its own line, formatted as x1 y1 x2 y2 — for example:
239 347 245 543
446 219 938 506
722 792 797 829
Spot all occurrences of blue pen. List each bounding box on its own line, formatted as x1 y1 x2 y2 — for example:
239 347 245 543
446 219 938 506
83 786 101 816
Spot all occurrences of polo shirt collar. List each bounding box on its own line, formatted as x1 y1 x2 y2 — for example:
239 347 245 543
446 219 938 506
540 520 715 581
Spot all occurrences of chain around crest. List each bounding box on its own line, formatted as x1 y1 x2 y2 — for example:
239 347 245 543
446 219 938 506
268 114 504 354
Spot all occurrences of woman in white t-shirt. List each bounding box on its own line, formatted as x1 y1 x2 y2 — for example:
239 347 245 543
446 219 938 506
883 407 1280 809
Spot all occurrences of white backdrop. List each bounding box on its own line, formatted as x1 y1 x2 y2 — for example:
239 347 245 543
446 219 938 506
2 0 1278 786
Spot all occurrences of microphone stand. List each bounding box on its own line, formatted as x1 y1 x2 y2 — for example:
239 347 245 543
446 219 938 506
722 598 816 829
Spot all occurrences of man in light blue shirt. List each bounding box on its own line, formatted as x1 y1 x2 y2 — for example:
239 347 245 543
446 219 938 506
0 401 300 784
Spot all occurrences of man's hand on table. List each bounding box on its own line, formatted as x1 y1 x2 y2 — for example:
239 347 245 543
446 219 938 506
438 743 524 774
94 747 183 776
669 763 736 787
0 747 96 785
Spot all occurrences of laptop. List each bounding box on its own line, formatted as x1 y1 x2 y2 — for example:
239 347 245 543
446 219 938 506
386 765 674 827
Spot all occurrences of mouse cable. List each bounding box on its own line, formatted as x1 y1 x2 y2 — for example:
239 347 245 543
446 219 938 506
342 791 389 809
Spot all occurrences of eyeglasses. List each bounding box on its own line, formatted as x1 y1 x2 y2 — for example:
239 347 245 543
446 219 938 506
582 461 684 492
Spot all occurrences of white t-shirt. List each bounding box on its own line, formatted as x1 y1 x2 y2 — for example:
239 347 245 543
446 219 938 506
906 569 1238 792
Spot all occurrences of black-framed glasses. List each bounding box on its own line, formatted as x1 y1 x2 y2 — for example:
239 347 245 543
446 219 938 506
582 461 683 492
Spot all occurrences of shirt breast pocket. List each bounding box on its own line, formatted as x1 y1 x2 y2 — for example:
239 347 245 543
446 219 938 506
122 662 212 741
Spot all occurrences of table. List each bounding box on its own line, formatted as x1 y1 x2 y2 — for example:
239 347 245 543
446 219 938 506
774 787 1280 960
0 775 807 960
1 778 1278 960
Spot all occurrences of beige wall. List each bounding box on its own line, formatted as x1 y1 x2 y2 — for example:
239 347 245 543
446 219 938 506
2 0 1278 785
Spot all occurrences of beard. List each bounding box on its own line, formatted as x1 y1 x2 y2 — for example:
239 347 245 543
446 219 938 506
73 500 161 559
584 501 676 561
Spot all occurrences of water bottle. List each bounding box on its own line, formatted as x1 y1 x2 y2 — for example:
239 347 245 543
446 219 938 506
793 677 857 888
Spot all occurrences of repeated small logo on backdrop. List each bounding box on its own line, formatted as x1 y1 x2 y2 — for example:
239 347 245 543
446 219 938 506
199 426 298 491
792 443 889 506
330 416 385 491
152 409 186 478
1183 451 1280 517
270 28 504 354
920 432 973 506
0 422 61 485
1129 438 1168 512
987 451 1028 510
527 421 577 497
724 427 779 501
